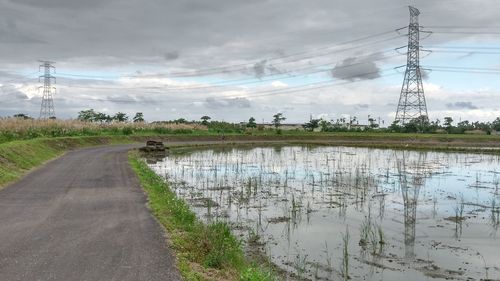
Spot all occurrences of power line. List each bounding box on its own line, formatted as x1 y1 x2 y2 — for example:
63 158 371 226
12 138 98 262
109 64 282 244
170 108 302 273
431 31 500 35
428 49 500 55
425 65 500 72
62 51 401 93
157 30 403 78
64 68 399 104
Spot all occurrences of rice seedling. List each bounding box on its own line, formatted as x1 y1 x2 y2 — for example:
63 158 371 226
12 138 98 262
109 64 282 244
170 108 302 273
341 228 350 281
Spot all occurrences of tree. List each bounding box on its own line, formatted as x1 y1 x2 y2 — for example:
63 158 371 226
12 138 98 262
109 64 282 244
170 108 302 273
388 120 402 132
113 112 128 122
77 109 98 122
200 115 211 125
302 119 320 132
401 116 431 133
174 118 187 124
443 117 453 133
457 120 473 133
133 112 144 123
368 117 379 129
272 113 286 130
319 119 331 132
492 117 500 132
96 112 111 123
13 113 32 120
247 117 257 128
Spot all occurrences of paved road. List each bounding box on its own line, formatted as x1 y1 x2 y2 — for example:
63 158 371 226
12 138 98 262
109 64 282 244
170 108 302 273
0 145 181 281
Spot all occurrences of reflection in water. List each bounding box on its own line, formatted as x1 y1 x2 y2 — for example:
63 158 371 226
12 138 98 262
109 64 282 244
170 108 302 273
148 146 500 281
397 152 419 260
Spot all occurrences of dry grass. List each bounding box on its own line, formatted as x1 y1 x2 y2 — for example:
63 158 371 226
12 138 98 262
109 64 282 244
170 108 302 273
0 118 207 143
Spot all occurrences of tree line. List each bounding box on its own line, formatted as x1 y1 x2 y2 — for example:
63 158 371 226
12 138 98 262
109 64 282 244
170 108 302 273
76 109 144 123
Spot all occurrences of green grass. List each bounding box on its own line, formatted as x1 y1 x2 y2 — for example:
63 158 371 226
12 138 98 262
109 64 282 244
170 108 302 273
128 152 278 281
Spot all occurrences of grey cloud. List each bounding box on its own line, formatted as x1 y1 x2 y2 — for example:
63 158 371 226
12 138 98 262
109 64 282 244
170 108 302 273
164 51 180 61
355 104 370 109
421 69 429 80
0 86 29 100
331 53 382 81
446 102 478 110
0 0 498 69
253 60 266 79
0 18 43 44
0 0 498 122
204 97 251 109
253 60 282 79
10 0 108 9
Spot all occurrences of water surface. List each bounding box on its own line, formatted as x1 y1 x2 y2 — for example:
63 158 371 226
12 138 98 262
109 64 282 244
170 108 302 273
149 146 500 280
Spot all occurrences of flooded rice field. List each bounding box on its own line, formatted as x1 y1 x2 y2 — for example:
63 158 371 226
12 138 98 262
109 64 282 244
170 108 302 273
147 146 500 280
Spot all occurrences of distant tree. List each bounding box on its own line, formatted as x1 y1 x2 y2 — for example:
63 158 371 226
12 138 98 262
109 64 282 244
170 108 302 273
457 120 473 133
302 119 320 132
200 115 211 125
247 117 257 128
368 117 379 129
443 117 453 133
13 113 32 120
96 112 111 123
400 116 430 133
388 120 402 132
319 119 331 132
77 109 98 122
491 117 500 132
113 112 128 122
174 118 187 124
272 113 286 130
133 112 144 123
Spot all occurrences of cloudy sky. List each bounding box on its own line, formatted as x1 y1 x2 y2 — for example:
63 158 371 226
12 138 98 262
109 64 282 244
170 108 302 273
0 0 499 124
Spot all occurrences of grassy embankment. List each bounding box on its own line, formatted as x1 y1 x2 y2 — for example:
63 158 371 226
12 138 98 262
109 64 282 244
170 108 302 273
129 152 277 281
0 135 143 188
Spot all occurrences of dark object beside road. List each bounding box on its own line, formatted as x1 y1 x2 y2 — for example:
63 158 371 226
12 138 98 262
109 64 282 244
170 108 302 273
140 140 168 152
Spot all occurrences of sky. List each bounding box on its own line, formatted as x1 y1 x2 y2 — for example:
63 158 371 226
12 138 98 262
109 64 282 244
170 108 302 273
0 0 499 125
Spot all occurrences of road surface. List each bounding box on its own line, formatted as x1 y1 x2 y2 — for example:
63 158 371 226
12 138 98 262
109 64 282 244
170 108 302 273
0 145 181 281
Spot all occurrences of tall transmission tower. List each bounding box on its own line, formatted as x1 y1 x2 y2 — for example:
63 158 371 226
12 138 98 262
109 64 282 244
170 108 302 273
39 61 56 119
395 6 428 125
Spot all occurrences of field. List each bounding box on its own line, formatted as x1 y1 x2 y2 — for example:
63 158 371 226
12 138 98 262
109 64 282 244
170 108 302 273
148 145 500 280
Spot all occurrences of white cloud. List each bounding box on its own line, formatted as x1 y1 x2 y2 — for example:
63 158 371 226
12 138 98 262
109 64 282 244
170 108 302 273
271 81 288 88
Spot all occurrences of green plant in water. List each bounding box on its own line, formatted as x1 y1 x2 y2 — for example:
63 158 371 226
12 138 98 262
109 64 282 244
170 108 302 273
239 266 277 281
323 241 333 275
341 227 350 281
378 225 385 246
293 252 308 280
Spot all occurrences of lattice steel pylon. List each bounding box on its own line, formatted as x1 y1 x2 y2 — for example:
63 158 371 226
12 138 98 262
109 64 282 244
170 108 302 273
38 61 56 119
395 6 428 125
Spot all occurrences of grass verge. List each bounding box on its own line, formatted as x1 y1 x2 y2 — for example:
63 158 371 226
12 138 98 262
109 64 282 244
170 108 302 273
128 151 278 281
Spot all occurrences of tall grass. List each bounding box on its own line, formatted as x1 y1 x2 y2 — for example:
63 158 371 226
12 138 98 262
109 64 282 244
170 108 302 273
0 118 207 143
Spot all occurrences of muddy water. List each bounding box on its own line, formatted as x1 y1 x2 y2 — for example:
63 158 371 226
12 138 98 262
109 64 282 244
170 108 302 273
148 146 500 280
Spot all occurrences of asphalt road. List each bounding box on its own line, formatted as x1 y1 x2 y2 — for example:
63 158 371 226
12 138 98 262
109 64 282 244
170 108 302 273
0 145 181 281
